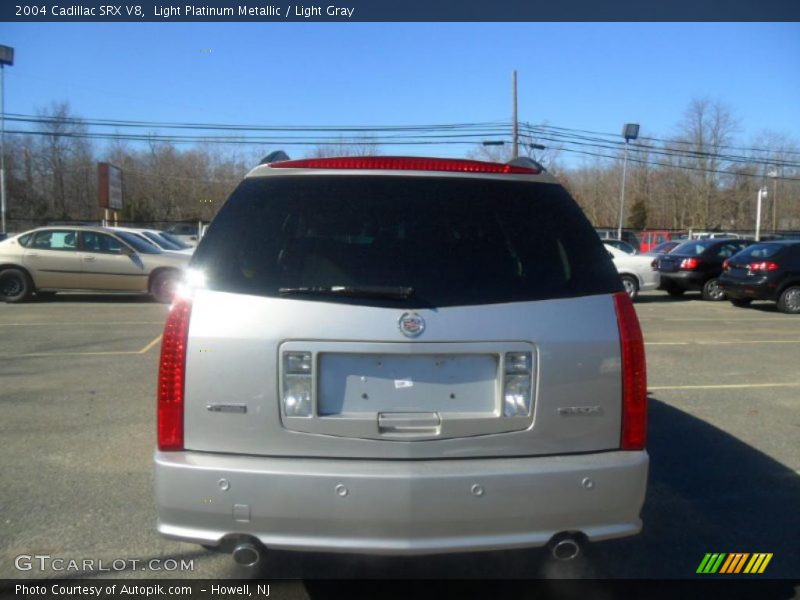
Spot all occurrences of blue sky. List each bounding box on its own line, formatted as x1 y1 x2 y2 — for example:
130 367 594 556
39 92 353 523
1 22 799 162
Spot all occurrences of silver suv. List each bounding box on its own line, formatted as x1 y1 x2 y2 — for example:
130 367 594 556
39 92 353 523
155 155 648 567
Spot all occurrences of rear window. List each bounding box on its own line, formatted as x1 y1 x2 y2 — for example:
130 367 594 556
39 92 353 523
192 175 621 307
142 231 181 251
160 232 192 249
672 240 716 255
113 231 162 254
734 243 786 261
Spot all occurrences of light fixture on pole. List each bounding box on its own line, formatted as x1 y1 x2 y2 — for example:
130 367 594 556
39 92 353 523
0 45 14 236
755 186 768 242
617 123 640 240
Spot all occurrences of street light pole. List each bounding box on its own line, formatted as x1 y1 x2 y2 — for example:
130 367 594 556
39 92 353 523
768 167 779 232
756 186 767 242
1 63 6 235
511 70 518 159
617 123 639 241
0 45 14 236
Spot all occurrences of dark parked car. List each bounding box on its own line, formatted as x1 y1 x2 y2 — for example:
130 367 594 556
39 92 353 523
719 241 800 313
657 239 751 300
644 240 680 257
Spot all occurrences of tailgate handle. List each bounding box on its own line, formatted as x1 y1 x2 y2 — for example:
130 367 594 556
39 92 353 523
378 412 441 436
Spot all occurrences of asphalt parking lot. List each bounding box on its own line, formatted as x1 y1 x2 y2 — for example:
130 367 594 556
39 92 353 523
1 292 798 588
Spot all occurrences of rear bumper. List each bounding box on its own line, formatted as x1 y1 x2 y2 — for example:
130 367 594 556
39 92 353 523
719 277 776 301
155 450 648 555
659 271 706 291
639 270 661 292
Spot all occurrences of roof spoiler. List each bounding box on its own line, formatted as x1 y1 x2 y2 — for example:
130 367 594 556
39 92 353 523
259 150 291 165
507 156 546 172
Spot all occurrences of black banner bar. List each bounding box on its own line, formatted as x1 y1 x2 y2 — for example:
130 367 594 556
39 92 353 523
2 0 800 22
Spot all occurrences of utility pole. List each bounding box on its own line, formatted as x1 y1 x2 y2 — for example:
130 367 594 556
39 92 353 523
755 186 767 242
768 167 779 232
511 70 518 159
0 46 14 236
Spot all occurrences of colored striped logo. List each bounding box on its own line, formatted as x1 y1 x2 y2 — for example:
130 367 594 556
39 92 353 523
696 553 773 574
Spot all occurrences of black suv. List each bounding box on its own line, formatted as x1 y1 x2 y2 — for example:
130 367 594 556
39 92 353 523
657 239 751 300
719 241 800 314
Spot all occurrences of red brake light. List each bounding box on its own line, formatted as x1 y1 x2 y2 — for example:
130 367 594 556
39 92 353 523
268 156 541 175
722 259 730 271
680 257 699 270
749 261 779 272
613 292 647 451
157 297 192 451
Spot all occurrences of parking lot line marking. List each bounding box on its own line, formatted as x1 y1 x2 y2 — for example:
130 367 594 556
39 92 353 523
138 335 163 354
646 340 800 346
2 335 163 358
698 340 800 345
0 321 165 327
649 382 800 391
641 318 800 322
10 350 143 357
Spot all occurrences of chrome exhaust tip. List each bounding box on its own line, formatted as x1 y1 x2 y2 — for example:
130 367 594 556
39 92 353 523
232 542 262 568
549 535 582 561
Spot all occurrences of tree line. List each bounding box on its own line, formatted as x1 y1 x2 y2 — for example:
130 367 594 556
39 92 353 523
4 99 799 233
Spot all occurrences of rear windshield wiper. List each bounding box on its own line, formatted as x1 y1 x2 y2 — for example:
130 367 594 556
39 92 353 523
278 285 414 300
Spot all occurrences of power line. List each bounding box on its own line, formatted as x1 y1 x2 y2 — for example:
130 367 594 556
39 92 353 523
6 113 800 180
528 122 800 157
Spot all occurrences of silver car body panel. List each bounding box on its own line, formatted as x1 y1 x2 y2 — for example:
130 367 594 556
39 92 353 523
156 449 647 555
183 291 624 459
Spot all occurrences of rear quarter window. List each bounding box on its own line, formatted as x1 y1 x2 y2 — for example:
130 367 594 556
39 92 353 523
192 175 621 308
736 244 783 260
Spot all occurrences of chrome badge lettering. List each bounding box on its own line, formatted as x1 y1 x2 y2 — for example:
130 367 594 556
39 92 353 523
558 406 603 416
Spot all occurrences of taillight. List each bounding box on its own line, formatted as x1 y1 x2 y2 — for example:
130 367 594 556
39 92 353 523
680 257 699 270
613 292 647 450
722 259 730 271
157 297 192 451
268 156 540 174
749 261 779 273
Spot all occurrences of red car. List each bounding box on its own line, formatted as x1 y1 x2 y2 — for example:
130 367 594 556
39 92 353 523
639 230 675 254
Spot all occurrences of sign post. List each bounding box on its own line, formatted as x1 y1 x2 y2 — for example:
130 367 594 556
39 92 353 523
98 163 123 224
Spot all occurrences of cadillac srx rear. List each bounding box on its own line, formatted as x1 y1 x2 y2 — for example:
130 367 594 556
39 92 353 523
154 156 648 566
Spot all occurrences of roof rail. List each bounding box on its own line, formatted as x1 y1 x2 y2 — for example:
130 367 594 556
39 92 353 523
259 150 291 165
507 156 545 172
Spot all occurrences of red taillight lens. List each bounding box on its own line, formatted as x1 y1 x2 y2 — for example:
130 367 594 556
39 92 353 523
749 261 779 272
157 297 192 451
269 156 540 175
722 259 730 271
613 292 647 451
680 257 699 270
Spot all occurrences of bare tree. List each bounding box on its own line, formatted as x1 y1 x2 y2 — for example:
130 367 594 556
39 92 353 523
33 102 95 220
674 98 740 228
305 137 382 158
